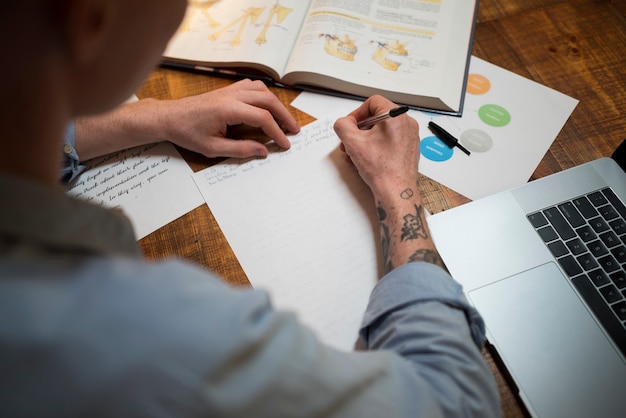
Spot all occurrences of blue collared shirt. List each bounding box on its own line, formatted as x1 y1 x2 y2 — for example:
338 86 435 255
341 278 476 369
0 141 501 417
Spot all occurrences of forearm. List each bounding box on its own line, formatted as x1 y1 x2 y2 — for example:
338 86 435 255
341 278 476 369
75 99 168 161
373 180 447 274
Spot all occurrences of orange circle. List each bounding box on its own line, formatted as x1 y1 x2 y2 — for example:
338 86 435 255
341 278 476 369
466 73 491 95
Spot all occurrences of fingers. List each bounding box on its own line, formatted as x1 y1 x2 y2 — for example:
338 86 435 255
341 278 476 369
202 137 270 159
226 79 299 149
334 95 421 194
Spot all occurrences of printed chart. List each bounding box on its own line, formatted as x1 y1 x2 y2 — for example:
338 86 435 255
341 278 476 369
291 56 579 200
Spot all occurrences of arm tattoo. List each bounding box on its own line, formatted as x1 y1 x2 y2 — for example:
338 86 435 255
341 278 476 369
401 204 428 242
377 205 393 274
378 202 448 274
400 188 414 199
409 249 449 272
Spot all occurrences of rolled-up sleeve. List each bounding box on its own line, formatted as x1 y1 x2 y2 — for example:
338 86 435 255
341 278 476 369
359 262 501 417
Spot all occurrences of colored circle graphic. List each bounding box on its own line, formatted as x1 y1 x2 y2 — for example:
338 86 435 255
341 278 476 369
478 104 511 127
466 73 491 95
420 136 453 162
460 129 493 153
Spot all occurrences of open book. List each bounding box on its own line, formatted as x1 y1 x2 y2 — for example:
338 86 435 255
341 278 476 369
163 0 479 116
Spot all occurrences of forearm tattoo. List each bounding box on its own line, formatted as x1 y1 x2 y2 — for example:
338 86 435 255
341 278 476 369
401 204 428 241
378 206 393 274
378 197 448 273
409 249 448 271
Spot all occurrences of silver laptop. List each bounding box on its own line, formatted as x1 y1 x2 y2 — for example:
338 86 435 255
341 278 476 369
428 157 626 418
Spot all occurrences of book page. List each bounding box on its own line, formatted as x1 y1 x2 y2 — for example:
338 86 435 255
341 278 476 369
163 0 311 79
282 0 476 109
192 119 381 351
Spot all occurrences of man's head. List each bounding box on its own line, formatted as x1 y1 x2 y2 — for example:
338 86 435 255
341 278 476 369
1 0 187 117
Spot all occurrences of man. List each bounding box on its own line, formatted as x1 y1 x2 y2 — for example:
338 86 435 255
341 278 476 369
0 1 500 417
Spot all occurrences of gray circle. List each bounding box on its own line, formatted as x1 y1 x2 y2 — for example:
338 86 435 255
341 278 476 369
460 129 493 153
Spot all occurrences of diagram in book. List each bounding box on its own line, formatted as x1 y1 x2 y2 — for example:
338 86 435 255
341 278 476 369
319 33 358 61
256 3 293 45
179 0 220 32
207 3 293 47
370 40 408 71
209 7 265 46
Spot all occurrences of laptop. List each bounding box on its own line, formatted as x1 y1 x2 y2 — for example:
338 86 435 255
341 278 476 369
427 157 626 418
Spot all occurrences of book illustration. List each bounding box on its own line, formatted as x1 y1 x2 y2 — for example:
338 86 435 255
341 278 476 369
207 3 294 47
256 3 294 45
370 40 408 71
319 33 358 61
209 7 265 46
180 0 220 32
421 72 512 161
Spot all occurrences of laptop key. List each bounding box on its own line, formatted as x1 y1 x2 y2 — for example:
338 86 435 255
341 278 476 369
576 225 597 242
589 269 610 287
603 187 626 220
567 238 586 255
587 239 608 257
599 284 623 304
548 241 569 258
544 207 576 240
609 218 626 235
589 216 610 234
558 201 586 228
558 255 583 277
610 245 626 264
599 254 620 273
573 196 598 218
537 226 558 242
527 212 548 228
598 204 619 221
577 253 599 271
612 301 626 321
610 271 626 289
600 230 621 248
588 190 608 207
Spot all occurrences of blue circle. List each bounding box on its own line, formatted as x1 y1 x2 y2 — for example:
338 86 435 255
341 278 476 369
420 136 453 162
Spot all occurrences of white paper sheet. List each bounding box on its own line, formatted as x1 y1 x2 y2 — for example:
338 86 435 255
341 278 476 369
193 119 380 351
291 56 579 200
66 142 203 239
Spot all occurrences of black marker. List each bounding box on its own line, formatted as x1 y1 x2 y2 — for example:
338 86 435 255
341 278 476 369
428 121 471 156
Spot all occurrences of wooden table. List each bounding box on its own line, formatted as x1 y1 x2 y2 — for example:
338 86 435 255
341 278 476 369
136 1 626 416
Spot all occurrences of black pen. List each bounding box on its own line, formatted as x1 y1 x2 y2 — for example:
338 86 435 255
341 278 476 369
428 121 471 156
357 106 409 130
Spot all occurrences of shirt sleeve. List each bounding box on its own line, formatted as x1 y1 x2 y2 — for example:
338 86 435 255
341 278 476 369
109 261 501 417
16 259 500 418
59 121 86 185
359 262 501 417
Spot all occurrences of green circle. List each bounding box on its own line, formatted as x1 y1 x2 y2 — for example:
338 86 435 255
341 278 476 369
478 104 511 127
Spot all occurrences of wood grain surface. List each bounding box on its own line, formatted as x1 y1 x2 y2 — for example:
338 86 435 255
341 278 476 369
136 1 626 416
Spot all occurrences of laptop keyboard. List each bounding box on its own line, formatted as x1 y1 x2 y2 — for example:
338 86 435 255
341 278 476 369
527 187 626 355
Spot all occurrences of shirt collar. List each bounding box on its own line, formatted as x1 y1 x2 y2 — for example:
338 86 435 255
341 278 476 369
0 173 141 257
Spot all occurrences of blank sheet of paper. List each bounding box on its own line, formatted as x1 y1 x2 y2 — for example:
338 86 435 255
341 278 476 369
193 119 381 351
